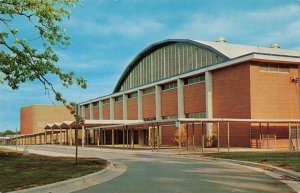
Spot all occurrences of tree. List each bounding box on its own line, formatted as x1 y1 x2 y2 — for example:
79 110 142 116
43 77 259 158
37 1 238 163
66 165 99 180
0 129 19 137
173 126 192 147
0 0 87 104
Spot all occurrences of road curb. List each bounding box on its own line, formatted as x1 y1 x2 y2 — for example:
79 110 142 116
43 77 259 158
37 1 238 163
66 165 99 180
9 161 127 193
202 156 300 181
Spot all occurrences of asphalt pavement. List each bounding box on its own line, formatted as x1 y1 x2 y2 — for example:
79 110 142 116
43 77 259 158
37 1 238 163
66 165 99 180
19 145 296 193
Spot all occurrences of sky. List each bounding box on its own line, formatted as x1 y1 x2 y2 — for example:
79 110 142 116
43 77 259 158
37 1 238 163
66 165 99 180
1 0 300 132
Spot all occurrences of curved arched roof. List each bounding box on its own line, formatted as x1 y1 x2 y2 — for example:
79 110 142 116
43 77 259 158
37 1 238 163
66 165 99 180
113 38 300 93
113 39 230 93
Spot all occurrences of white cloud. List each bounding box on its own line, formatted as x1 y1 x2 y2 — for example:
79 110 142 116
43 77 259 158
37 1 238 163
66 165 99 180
169 4 300 48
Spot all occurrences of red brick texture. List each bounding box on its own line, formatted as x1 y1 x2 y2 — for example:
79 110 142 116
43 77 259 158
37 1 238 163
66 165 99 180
211 122 251 147
213 62 251 119
212 62 299 148
84 108 90 120
103 104 110 120
114 101 123 120
161 126 177 145
142 94 156 118
161 124 203 146
93 107 99 120
127 98 138 120
250 123 290 148
249 63 299 148
161 89 178 116
250 63 299 119
184 83 206 114
20 105 74 134
212 63 251 147
187 124 203 146
20 106 33 134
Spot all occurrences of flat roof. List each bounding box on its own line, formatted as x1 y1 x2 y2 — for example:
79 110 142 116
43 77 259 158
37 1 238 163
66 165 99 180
195 40 300 59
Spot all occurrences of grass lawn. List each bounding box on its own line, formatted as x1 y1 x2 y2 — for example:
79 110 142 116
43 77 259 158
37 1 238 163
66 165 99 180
0 147 108 192
204 151 300 172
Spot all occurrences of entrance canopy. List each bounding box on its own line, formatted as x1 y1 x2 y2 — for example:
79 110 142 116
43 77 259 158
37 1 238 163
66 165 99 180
89 119 176 130
44 119 145 130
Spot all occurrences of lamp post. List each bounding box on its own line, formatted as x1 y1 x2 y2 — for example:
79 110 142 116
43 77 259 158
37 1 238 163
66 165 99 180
75 104 79 165
15 126 18 151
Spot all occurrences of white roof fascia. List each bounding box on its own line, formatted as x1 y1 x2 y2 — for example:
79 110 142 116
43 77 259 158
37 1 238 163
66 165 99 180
84 119 144 125
178 118 300 123
252 53 300 63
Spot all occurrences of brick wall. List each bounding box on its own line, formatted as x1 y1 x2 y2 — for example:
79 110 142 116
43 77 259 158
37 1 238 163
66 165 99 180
213 62 251 118
249 63 299 148
161 126 177 145
250 123 290 148
20 106 33 134
84 108 90 120
212 63 251 147
93 107 99 120
184 83 206 114
127 98 138 120
21 105 75 134
114 101 123 120
161 89 178 116
161 124 203 146
187 124 203 146
142 94 156 118
103 104 110 120
213 122 251 147
250 63 299 119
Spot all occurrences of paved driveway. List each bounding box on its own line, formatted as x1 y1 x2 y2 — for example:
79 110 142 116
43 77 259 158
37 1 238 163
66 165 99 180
27 146 295 193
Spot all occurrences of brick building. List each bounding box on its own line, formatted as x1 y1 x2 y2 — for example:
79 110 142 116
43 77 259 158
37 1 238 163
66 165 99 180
78 38 300 148
20 105 75 134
